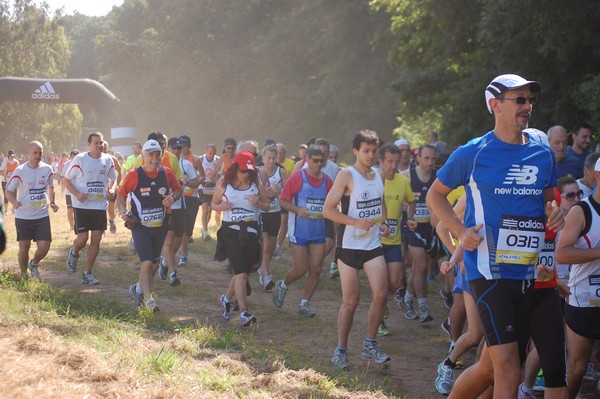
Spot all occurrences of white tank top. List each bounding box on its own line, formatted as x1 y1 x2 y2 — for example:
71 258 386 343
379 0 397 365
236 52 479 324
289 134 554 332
6 162 54 220
262 166 282 213
65 152 116 210
201 154 219 194
340 166 384 250
568 197 600 308
221 182 259 224
179 157 199 201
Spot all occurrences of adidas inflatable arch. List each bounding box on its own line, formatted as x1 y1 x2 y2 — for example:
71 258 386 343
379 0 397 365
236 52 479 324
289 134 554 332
0 77 136 155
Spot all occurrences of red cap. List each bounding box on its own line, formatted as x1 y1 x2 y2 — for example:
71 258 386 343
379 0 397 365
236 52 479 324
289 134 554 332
234 151 255 171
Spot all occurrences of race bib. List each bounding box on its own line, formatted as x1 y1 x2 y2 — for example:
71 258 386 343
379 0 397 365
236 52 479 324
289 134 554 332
230 207 256 222
86 181 105 200
535 239 555 282
140 207 164 228
386 219 398 238
589 275 600 307
495 215 545 265
306 197 324 219
28 188 47 208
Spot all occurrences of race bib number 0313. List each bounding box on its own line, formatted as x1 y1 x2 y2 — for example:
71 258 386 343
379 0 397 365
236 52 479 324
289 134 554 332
495 215 545 265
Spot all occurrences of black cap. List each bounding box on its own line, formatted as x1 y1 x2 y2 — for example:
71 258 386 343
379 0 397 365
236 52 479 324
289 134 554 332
147 131 166 144
7 149 15 156
265 139 276 146
179 135 191 147
224 137 236 147
168 137 183 148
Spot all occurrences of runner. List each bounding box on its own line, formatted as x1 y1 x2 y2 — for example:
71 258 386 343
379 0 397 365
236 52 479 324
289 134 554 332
102 141 123 234
273 147 332 316
122 142 142 174
213 151 270 327
118 139 182 311
1 149 20 214
199 144 220 241
5 141 58 280
377 143 414 335
556 159 600 399
401 144 438 323
60 149 78 231
257 144 288 291
427 74 562 399
158 137 200 286
63 132 117 285
323 129 391 370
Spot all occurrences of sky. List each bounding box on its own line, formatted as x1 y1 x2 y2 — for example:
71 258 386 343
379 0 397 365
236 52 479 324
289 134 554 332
40 0 124 16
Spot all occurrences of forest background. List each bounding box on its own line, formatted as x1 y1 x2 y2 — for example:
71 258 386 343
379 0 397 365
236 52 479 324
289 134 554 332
1 0 600 158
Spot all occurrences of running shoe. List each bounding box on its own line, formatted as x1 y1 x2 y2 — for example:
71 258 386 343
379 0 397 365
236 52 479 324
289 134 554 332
231 301 239 312
298 301 316 318
82 271 99 285
518 383 536 399
218 294 231 320
404 301 418 320
377 321 390 337
169 272 181 287
439 287 453 310
264 276 275 291
158 256 168 281
419 304 433 323
129 284 144 307
273 245 281 259
273 280 287 308
109 219 117 234
332 348 349 370
66 247 78 273
441 318 451 341
435 360 454 395
202 231 210 241
533 372 545 392
128 237 136 255
584 362 600 380
177 255 188 267
454 357 464 369
257 268 265 287
28 260 40 279
394 286 406 305
239 311 256 327
328 262 339 279
361 340 390 366
145 298 159 312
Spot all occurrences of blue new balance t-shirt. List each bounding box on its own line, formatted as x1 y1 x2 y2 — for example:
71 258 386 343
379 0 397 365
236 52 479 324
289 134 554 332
437 131 557 281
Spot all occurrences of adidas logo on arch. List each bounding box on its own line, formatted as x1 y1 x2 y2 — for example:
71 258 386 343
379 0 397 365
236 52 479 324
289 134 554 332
31 81 60 100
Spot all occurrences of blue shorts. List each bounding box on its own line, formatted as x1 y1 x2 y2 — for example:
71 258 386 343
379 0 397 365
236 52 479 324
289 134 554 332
383 244 403 263
453 267 471 295
289 235 326 247
131 224 168 263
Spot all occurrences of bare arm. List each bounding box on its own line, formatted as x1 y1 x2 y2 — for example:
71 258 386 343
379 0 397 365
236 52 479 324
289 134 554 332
556 204 600 264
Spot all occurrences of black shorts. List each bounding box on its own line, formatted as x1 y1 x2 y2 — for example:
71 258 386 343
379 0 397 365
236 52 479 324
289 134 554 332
565 304 600 340
218 224 261 275
469 278 534 357
15 217 51 242
260 212 281 237
65 194 72 208
326 219 334 239
336 247 384 270
73 208 107 233
530 288 566 388
183 196 201 235
405 224 436 254
200 192 213 205
131 224 167 263
168 209 186 237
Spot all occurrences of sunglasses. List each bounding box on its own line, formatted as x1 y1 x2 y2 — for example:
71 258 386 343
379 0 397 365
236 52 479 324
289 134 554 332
561 190 583 201
498 96 538 106
310 158 326 164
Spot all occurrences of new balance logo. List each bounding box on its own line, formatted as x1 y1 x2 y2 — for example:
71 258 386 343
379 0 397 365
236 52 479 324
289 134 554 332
503 165 538 185
31 82 60 100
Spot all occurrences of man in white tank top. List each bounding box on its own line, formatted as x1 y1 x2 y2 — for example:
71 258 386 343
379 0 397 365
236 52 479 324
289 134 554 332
5 141 58 280
323 130 391 371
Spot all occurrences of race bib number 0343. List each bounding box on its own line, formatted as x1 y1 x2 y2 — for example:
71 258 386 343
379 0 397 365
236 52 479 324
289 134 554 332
495 215 545 265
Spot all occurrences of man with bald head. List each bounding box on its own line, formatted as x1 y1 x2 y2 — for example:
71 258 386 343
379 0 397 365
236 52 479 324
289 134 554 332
6 141 58 280
548 125 582 179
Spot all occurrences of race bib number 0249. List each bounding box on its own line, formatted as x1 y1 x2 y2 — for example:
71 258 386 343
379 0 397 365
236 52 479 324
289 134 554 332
495 215 545 265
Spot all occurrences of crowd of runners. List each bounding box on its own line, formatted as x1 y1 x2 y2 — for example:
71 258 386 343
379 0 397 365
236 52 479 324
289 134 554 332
2 73 600 398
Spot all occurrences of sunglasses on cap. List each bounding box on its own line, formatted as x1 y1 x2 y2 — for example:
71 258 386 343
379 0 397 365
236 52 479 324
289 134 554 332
560 190 583 201
497 96 538 106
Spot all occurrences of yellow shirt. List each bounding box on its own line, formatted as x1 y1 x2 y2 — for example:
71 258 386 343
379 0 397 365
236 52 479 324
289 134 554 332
281 157 295 176
446 186 465 207
381 173 414 246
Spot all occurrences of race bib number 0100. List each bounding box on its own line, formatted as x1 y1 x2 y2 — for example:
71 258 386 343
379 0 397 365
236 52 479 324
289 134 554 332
495 215 545 265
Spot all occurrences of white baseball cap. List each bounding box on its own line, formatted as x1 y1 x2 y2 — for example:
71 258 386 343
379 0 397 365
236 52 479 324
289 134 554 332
394 138 410 147
142 139 162 153
523 128 549 146
485 74 542 114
